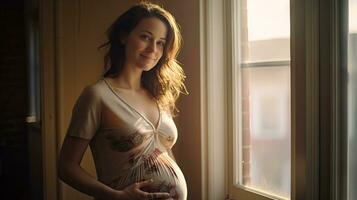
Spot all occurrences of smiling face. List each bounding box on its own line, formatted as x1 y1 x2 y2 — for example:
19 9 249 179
122 17 168 72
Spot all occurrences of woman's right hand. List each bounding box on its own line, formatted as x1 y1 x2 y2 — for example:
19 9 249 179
119 179 171 200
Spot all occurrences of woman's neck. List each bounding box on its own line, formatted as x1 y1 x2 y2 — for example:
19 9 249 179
111 65 143 91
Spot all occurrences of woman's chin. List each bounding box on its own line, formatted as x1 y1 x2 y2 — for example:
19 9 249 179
135 60 158 71
140 65 156 71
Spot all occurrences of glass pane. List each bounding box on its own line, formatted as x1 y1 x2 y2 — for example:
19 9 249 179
242 0 290 62
347 0 357 199
240 66 291 199
237 0 291 199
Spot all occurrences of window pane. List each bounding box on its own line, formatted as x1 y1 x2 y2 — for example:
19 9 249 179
240 66 291 199
237 0 291 199
347 0 357 199
242 0 290 62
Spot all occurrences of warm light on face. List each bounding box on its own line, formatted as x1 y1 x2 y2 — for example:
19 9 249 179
123 17 168 71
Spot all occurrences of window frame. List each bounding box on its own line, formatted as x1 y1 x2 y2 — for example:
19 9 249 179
200 0 228 199
200 0 345 199
228 0 294 199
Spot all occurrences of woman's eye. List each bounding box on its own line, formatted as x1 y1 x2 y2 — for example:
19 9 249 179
157 41 165 47
140 35 151 41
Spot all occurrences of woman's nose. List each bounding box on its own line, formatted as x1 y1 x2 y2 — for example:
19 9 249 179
147 41 157 52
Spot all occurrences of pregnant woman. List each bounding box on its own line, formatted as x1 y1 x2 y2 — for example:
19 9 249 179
58 2 188 200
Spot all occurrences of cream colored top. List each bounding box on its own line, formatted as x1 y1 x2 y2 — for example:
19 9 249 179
66 78 187 200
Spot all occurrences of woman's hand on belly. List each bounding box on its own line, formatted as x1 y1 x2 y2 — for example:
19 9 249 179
117 179 171 200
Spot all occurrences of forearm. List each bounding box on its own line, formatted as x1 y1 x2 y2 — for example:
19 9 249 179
58 163 124 200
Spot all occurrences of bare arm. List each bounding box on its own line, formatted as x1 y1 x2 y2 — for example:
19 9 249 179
58 136 124 199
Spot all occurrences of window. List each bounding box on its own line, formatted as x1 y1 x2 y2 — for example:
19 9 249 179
232 0 291 199
201 0 344 199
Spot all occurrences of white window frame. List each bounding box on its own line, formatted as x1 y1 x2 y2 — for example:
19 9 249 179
230 1 289 199
229 0 291 199
199 0 344 199
200 0 228 199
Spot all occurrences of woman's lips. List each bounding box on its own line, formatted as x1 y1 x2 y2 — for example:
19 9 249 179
140 54 156 60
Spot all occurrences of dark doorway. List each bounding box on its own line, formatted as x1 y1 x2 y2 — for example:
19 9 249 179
0 0 43 199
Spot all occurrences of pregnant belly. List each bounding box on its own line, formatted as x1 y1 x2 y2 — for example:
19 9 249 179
109 151 187 200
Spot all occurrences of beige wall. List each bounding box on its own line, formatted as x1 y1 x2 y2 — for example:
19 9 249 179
55 0 201 199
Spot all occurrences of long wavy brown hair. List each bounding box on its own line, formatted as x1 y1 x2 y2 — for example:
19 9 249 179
99 1 187 115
